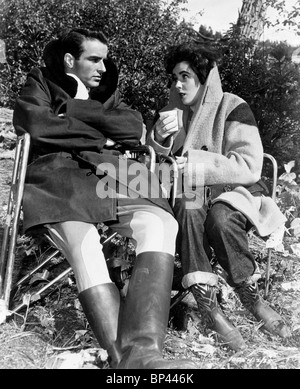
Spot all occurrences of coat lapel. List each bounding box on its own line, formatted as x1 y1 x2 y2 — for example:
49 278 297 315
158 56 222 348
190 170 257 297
182 65 223 155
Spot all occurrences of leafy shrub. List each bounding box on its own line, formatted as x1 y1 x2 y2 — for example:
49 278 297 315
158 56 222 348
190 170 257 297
217 30 300 175
1 0 300 172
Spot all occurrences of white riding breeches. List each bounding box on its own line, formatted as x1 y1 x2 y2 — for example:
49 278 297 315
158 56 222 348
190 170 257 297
45 203 178 292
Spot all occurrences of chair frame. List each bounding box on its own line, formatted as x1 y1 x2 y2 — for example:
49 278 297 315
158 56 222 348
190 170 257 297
1 134 30 315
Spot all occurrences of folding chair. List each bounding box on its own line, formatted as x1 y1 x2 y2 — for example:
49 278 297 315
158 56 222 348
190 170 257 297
0 134 178 323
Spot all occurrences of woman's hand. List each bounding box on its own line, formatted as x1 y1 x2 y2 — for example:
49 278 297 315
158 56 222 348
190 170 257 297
154 110 179 144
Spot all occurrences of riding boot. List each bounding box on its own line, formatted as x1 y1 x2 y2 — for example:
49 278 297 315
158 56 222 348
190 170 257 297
191 283 246 351
117 252 197 369
78 283 122 368
235 281 291 338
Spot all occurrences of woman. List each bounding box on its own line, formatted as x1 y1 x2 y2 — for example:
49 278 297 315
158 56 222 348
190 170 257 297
148 42 290 351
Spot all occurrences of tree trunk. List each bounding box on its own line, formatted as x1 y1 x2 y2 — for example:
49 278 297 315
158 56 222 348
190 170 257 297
237 0 267 40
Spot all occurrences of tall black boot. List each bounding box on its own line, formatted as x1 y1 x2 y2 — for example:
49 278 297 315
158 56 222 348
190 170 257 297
117 252 197 369
78 283 122 368
235 282 291 338
191 284 246 351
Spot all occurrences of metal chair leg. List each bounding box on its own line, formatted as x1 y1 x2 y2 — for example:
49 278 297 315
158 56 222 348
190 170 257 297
170 289 190 310
264 248 272 299
0 134 30 322
10 266 73 315
262 153 278 299
156 153 178 208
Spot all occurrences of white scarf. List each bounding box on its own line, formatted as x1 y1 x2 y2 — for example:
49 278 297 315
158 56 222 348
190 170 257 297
66 73 90 100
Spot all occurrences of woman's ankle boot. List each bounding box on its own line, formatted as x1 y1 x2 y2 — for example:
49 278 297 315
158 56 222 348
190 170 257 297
191 283 246 351
235 281 291 338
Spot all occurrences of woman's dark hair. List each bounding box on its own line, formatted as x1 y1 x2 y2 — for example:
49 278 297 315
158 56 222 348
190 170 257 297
60 28 108 59
164 42 219 84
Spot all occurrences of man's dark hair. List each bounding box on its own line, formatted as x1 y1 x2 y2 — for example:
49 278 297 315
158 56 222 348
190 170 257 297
42 28 117 102
60 28 108 59
164 42 219 84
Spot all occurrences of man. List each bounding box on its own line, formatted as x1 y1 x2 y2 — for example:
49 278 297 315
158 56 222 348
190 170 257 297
13 28 196 369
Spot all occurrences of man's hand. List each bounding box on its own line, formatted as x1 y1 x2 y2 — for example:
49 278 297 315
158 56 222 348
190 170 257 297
175 156 187 170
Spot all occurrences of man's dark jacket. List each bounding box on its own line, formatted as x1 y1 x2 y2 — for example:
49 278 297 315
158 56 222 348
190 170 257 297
13 40 171 232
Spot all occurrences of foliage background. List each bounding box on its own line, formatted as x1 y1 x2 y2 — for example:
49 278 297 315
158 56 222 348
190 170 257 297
0 0 300 172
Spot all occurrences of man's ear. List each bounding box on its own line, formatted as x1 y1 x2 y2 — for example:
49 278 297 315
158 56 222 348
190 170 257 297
64 53 75 69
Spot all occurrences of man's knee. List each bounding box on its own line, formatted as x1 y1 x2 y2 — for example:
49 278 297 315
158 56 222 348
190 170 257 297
132 209 178 255
144 210 178 241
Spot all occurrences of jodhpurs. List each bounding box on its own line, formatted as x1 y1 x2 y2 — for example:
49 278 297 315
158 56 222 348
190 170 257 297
46 198 178 292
